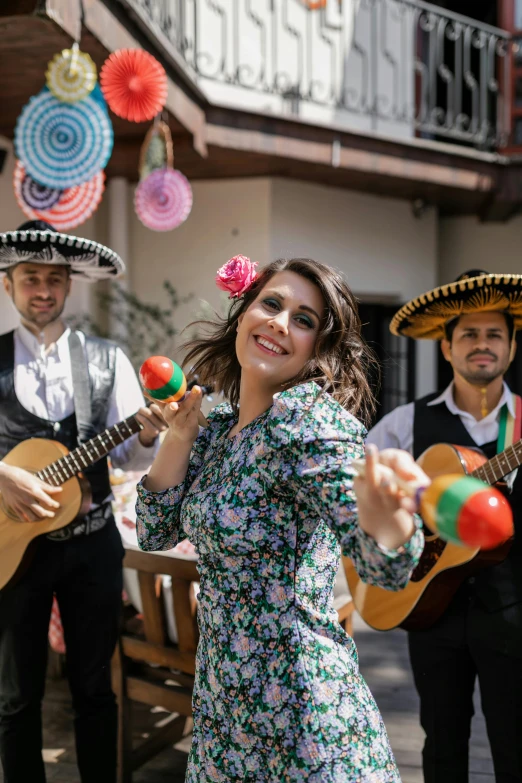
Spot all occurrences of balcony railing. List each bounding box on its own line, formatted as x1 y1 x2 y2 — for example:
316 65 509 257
118 0 513 150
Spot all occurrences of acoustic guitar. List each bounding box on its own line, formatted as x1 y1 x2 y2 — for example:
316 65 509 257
0 414 143 591
344 441 519 631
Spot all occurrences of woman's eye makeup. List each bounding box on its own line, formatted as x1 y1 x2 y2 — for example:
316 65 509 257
261 298 315 328
262 297 280 310
294 314 314 328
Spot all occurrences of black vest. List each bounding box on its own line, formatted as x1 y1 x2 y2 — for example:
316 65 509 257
414 391 522 612
0 330 117 505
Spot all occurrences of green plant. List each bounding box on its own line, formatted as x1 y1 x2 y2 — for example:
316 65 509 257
68 280 193 372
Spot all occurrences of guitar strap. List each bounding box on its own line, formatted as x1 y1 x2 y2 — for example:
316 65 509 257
47 332 108 540
497 393 522 454
68 330 93 444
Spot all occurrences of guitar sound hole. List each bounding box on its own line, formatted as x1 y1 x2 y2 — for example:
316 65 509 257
410 531 446 582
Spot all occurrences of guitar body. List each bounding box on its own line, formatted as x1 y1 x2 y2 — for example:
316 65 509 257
0 439 91 591
344 443 512 631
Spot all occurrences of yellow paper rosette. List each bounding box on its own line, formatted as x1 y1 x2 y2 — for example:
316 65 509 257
46 44 97 104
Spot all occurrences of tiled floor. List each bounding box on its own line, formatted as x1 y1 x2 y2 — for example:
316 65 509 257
0 613 493 782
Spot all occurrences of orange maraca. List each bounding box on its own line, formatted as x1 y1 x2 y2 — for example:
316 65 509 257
139 356 187 404
353 460 513 550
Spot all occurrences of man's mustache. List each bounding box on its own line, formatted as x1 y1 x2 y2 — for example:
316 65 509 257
466 350 497 360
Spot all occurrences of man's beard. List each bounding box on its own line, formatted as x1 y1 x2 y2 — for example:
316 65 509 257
16 298 65 328
460 360 506 385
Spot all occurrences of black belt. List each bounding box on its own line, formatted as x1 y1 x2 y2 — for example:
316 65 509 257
46 501 113 541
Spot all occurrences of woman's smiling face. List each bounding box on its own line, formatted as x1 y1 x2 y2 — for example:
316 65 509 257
235 270 325 391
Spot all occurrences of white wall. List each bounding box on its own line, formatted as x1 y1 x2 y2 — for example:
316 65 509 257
128 176 438 394
270 179 436 300
269 179 438 396
439 215 522 283
129 178 272 362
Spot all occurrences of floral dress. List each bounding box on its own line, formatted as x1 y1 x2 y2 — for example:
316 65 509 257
136 383 423 783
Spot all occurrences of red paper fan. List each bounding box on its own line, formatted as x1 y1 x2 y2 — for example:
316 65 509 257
14 160 105 230
100 49 167 123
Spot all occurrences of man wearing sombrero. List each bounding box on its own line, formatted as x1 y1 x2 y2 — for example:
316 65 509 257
0 221 165 783
368 270 522 781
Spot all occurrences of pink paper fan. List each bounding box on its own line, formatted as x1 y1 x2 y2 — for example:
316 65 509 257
100 49 167 123
134 168 192 231
14 160 105 230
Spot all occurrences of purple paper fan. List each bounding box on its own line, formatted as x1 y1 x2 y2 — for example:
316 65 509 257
134 168 192 232
21 173 62 210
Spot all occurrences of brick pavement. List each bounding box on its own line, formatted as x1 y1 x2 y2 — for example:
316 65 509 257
0 613 494 782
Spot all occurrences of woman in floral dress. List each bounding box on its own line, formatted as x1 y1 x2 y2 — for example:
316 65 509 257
136 256 426 782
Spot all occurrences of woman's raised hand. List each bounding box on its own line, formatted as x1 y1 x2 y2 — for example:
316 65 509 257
353 444 429 550
162 385 203 444
143 386 204 493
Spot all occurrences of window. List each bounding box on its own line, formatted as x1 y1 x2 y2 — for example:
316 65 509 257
358 303 416 426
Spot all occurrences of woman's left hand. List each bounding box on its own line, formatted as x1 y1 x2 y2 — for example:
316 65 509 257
353 444 430 550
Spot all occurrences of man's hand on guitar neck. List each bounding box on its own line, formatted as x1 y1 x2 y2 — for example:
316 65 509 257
0 463 62 522
135 404 168 448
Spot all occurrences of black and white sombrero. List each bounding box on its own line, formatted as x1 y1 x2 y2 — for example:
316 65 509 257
390 269 522 340
0 220 124 281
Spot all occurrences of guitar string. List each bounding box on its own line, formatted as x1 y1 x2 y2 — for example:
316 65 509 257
471 440 522 485
36 417 140 486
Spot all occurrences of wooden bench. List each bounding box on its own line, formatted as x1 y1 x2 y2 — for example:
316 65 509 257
113 547 355 781
112 546 199 783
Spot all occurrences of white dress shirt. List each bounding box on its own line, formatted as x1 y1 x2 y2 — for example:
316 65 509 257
13 323 157 472
367 381 517 483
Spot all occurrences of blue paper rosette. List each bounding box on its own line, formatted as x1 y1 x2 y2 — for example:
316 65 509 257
15 87 114 189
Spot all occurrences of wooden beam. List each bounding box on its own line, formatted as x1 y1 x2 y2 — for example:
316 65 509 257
126 677 193 715
121 636 197 675
44 0 82 41
205 123 495 195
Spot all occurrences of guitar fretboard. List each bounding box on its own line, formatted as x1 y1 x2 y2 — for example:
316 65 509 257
471 439 522 485
36 415 143 486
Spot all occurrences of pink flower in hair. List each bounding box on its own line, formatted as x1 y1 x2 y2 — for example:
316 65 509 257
216 255 258 298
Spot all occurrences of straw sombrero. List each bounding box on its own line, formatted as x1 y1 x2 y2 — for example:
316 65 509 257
390 269 522 340
0 220 124 281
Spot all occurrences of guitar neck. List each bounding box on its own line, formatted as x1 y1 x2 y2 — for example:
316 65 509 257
35 415 143 486
471 439 522 485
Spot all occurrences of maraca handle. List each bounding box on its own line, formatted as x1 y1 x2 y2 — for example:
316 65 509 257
351 458 426 499
352 458 514 550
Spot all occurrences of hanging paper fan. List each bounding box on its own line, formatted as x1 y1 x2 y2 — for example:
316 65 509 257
15 87 113 190
46 43 97 104
139 121 173 180
134 168 192 232
20 170 62 210
14 160 105 230
90 83 110 113
100 48 167 123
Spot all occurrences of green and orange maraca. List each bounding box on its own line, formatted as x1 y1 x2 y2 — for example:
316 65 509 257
353 460 513 550
139 356 188 404
139 355 211 427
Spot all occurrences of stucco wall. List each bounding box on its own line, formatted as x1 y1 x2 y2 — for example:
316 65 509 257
439 215 522 283
269 179 439 396
129 177 272 361
128 177 439 395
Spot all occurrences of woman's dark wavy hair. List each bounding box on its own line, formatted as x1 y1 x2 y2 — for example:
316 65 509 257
182 258 379 426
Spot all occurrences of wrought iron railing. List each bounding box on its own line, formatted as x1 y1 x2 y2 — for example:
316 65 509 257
118 0 513 150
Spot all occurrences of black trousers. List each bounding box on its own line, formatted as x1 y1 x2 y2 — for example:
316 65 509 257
0 521 124 783
408 584 522 783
